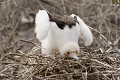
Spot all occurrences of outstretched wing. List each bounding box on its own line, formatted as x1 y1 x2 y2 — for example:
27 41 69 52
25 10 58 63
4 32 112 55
35 10 51 41
70 14 93 46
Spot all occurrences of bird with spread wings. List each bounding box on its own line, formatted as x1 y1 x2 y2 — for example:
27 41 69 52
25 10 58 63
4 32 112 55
35 10 93 60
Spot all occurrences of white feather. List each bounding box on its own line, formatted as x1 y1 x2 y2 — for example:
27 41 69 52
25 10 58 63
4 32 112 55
35 10 51 41
59 41 80 56
71 14 93 46
51 22 80 52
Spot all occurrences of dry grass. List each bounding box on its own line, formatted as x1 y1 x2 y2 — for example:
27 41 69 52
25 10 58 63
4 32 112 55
0 0 120 80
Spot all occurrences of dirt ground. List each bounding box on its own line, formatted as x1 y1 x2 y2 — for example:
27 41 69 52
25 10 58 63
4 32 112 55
0 0 120 80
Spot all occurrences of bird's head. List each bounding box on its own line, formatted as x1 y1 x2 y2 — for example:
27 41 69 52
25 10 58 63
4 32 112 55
64 49 79 60
59 42 79 60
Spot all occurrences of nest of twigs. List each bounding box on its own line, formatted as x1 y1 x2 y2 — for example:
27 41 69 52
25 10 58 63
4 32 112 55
1 42 120 80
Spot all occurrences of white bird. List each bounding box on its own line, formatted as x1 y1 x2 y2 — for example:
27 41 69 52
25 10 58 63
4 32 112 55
35 10 93 60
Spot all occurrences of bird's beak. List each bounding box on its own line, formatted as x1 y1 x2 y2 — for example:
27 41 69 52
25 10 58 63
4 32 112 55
68 53 79 60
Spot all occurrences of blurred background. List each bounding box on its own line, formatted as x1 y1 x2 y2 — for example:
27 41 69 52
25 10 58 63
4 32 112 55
0 0 120 80
0 0 120 54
